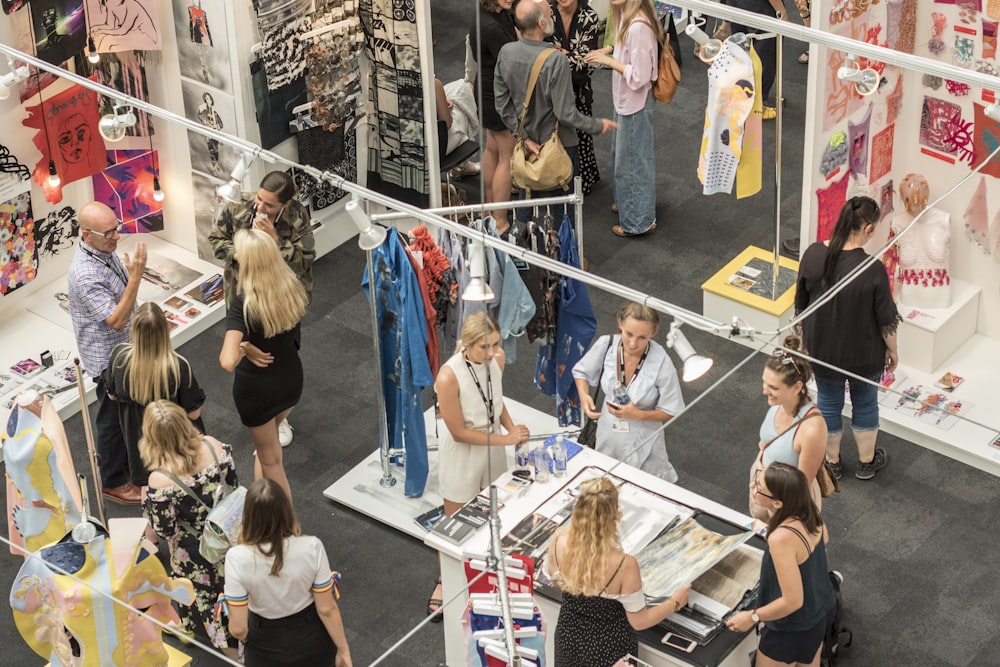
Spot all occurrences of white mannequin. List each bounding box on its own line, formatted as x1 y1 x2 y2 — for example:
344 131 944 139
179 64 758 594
891 173 952 309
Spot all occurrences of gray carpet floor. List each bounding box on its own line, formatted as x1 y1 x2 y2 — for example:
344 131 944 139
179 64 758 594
4 2 1000 665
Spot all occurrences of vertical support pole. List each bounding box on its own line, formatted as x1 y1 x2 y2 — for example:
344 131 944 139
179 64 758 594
366 249 397 488
487 485 522 667
574 175 584 262
772 32 783 299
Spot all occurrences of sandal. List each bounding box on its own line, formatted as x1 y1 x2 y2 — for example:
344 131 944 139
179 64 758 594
612 222 656 238
798 51 809 64
611 202 618 214
427 578 444 623
762 106 777 120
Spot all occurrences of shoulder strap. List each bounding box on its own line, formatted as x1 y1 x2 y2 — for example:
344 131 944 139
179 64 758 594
602 554 628 593
761 409 821 451
153 468 212 513
516 48 558 140
592 335 615 399
778 524 814 554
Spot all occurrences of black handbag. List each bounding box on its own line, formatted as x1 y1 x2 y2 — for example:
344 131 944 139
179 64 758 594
578 336 613 448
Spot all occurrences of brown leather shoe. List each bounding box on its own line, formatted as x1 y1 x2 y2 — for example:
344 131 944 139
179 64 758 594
103 482 142 505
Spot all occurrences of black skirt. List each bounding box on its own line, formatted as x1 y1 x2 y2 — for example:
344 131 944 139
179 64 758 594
245 603 336 666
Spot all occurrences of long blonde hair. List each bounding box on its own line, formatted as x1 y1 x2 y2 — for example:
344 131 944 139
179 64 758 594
114 302 188 405
454 310 500 355
234 228 308 338
558 477 623 596
615 0 663 45
139 400 204 477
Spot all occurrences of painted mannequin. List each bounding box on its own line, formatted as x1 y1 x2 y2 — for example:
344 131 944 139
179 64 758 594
891 173 952 309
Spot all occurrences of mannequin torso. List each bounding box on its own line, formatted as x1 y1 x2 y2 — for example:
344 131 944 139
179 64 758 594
891 207 951 309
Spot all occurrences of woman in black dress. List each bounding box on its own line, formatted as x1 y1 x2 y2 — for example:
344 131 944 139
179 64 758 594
470 0 517 234
542 477 690 666
550 0 602 194
219 229 308 502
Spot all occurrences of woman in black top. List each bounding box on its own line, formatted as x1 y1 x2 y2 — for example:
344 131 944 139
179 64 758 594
727 463 836 666
794 197 900 482
549 0 602 194
470 0 517 234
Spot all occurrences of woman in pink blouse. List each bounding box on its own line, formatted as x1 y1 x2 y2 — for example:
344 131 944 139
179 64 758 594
585 0 660 238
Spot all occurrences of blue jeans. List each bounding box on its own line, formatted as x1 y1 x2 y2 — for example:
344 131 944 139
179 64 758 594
612 92 656 234
515 144 579 225
815 372 882 436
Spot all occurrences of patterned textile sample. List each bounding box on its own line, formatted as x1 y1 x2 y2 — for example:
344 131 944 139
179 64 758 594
0 186 35 295
848 104 872 178
294 125 355 210
736 43 763 199
886 0 916 53
964 176 991 252
260 15 311 92
698 39 755 196
815 172 850 241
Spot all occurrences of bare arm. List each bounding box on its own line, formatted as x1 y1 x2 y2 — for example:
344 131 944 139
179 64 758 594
883 331 898 371
576 377 600 419
794 414 828 487
727 528 805 632
314 588 353 667
105 242 146 331
619 556 691 630
435 366 527 447
227 604 248 642
219 330 246 372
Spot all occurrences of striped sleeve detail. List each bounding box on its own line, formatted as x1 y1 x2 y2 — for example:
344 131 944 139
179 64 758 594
225 594 249 606
311 577 334 594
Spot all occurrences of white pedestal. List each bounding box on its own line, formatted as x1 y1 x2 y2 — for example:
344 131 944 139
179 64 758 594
896 279 980 373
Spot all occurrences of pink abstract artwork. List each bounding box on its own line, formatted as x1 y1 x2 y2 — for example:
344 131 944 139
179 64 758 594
869 124 894 184
91 149 164 233
816 172 851 242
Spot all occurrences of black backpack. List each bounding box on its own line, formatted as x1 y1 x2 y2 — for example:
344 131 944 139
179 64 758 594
821 570 853 666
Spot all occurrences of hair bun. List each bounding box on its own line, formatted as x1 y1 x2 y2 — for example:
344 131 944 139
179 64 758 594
783 335 802 352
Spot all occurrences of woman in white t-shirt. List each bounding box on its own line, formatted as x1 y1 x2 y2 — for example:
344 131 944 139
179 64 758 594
224 479 352 666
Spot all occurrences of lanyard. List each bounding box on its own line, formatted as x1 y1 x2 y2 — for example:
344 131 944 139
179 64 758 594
82 245 129 286
464 356 494 424
617 339 650 388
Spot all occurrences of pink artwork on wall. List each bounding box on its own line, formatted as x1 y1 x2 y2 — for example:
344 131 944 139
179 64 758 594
971 102 1000 178
815 172 851 242
920 96 963 155
964 176 990 251
22 84 106 204
869 124 894 183
849 104 872 177
0 184 36 296
92 149 164 233
823 22 868 133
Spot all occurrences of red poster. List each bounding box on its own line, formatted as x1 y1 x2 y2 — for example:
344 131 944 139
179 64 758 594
972 103 1000 178
869 124 894 184
815 172 851 242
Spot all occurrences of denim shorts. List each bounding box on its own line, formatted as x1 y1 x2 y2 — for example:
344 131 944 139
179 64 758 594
815 372 882 435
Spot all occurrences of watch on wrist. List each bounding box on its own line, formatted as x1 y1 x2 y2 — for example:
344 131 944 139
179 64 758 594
751 609 761 623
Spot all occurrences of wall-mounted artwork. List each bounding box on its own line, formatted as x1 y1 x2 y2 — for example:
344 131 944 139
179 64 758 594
172 0 232 94
74 50 153 137
92 149 164 233
181 80 238 178
815 172 851 241
29 0 86 66
32 205 78 259
0 179 36 296
848 104 872 178
8 8 59 102
869 124 894 183
823 22 868 132
971 102 1000 178
0 143 31 184
22 84 106 204
920 95 962 155
190 170 223 263
86 0 161 52
3 0 27 16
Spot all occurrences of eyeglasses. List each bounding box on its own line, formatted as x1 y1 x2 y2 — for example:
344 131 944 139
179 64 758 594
771 348 802 376
85 221 123 239
752 470 776 500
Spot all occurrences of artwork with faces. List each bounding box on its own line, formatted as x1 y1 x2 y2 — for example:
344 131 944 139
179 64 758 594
171 0 232 93
181 79 239 178
29 0 86 66
85 0 162 52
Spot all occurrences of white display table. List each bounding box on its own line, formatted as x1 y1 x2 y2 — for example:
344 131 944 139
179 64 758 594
895 278 980 373
424 446 760 667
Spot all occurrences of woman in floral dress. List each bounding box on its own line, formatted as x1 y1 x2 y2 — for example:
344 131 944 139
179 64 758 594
140 400 240 659
550 0 602 194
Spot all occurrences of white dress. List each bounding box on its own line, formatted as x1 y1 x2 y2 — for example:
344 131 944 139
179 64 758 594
891 207 951 309
438 353 509 504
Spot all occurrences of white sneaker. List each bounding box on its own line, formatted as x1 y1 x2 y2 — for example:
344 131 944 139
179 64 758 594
278 419 294 447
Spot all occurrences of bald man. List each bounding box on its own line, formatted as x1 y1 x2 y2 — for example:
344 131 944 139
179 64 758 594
67 201 147 505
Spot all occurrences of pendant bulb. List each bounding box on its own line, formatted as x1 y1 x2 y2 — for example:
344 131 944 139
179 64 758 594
47 159 60 187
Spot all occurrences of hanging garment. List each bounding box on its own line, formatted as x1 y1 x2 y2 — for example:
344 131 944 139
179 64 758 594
736 43 763 199
361 228 435 497
408 224 458 329
535 215 597 427
438 229 468 355
698 39 755 195
404 245 441 376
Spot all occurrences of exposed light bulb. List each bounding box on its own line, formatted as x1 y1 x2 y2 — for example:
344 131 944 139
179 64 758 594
152 175 165 202
48 159 60 187
88 36 100 64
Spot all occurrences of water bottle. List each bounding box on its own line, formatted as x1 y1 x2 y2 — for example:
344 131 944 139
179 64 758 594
533 444 550 482
515 443 531 471
611 381 631 406
552 436 568 478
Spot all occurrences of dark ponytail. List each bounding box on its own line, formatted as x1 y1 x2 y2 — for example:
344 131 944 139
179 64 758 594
822 196 880 291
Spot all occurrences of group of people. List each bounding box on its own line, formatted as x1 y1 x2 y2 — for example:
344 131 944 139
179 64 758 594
66 173 351 664
469 0 665 237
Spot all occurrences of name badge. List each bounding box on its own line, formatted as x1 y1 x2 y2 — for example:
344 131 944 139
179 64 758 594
612 420 630 433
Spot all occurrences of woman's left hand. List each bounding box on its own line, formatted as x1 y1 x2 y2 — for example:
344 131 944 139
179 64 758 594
607 402 639 421
584 50 613 68
726 610 756 633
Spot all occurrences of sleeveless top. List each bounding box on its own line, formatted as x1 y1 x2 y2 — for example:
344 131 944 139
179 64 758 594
443 352 504 434
758 524 836 632
760 402 816 468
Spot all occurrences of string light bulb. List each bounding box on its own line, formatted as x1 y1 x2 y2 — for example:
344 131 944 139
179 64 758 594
47 159 60 187
87 36 100 64
152 175 165 202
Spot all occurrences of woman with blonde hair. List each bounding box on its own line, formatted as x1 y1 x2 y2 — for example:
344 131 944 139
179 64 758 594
105 301 205 490
225 479 353 667
585 0 662 237
543 477 690 666
140 400 239 658
220 228 308 501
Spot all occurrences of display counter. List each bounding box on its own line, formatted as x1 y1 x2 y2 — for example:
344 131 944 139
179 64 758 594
424 446 762 667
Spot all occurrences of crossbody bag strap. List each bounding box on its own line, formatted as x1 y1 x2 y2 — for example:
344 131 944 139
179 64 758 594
516 48 557 141
154 468 212 513
761 408 822 452
592 335 614 401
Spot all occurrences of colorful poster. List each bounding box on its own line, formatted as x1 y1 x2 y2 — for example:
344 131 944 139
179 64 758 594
74 50 153 137
29 0 86 66
171 0 232 93
181 79 238 178
869 124 894 183
816 172 851 241
8 8 60 102
92 149 164 233
33 205 78 258
85 0 161 52
0 180 36 295
22 84 106 203
971 102 1000 178
920 95 962 155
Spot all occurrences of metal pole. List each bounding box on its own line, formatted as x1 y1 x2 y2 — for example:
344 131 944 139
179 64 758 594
73 359 106 526
773 32 783 298
365 250 397 488
370 192 578 223
574 176 584 262
487 485 522 667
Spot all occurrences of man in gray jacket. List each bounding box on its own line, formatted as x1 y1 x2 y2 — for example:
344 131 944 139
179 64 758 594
495 0 615 224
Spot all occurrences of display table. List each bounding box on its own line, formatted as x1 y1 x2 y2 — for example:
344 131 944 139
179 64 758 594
424 447 760 667
895 278 980 373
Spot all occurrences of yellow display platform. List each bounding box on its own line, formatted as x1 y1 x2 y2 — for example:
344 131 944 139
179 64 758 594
701 245 799 344
47 643 191 667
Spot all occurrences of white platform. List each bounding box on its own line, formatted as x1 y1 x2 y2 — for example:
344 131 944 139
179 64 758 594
895 278 980 373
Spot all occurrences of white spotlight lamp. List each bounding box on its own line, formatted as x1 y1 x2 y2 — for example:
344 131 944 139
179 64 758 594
685 21 723 64
0 59 29 100
837 56 879 96
666 321 713 382
98 104 137 142
346 199 386 250
216 155 250 204
985 99 1000 122
462 239 495 302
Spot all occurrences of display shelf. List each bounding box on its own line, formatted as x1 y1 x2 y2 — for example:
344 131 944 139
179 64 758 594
895 278 980 373
702 245 798 342
865 334 1000 476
